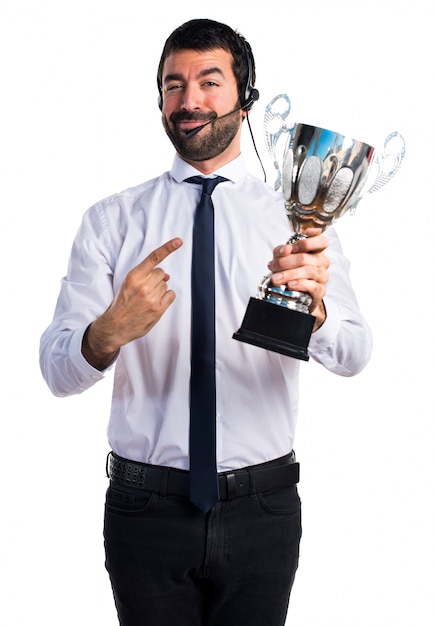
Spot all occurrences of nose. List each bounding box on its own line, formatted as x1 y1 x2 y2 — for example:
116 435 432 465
180 83 202 111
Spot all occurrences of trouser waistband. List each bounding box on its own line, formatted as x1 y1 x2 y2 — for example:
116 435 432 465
106 451 299 500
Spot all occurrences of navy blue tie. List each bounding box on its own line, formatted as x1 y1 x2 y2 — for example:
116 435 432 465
185 175 227 513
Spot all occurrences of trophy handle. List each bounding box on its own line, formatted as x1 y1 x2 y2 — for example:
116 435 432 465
366 131 406 194
263 94 292 191
348 131 406 213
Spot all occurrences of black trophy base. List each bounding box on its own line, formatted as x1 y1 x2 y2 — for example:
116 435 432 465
233 297 316 361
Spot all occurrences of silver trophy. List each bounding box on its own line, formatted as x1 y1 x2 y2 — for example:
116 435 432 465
233 93 406 360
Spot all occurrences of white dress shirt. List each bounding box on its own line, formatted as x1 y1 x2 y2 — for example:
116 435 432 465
40 154 372 471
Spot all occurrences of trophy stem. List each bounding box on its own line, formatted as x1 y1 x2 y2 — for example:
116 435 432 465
257 232 312 314
258 274 312 314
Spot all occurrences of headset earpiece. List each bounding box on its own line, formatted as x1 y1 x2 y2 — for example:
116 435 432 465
242 87 259 111
240 43 259 111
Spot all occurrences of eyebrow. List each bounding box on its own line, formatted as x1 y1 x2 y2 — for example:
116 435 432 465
163 66 225 85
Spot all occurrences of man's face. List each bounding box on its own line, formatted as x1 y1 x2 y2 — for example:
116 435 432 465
160 48 243 167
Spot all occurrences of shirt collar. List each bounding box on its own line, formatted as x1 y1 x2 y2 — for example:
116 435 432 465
170 153 247 184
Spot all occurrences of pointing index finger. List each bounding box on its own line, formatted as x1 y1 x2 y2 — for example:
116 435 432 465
139 238 183 271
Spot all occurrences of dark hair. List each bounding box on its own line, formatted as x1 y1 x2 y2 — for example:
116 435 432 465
157 18 256 108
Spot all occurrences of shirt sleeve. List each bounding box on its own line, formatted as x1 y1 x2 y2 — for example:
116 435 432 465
39 201 117 396
307 227 373 376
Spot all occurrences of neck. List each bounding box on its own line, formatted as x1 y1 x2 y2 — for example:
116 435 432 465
178 149 241 175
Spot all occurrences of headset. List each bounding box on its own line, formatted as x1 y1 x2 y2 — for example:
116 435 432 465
157 41 259 111
240 42 260 111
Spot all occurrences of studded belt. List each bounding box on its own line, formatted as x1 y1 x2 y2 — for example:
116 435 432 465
107 451 299 500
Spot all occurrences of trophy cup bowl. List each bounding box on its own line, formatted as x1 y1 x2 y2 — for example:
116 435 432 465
233 94 405 360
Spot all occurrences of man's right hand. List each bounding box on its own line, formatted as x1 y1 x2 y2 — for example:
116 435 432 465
82 237 183 370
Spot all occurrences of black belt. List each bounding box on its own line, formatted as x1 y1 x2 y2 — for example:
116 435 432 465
107 451 299 500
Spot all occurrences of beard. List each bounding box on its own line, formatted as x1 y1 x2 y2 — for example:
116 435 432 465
162 105 241 162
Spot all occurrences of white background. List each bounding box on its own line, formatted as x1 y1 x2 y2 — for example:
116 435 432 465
1 0 434 624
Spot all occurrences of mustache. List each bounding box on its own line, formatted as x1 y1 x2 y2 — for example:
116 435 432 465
169 111 217 124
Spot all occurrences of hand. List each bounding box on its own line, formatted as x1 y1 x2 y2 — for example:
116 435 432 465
267 231 330 331
82 237 183 369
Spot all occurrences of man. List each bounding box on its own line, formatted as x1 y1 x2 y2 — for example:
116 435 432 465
40 18 372 626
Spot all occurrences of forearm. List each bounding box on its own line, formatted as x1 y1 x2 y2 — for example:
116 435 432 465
39 204 118 395
81 318 120 371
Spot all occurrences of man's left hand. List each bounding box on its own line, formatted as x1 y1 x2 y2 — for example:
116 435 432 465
267 231 330 331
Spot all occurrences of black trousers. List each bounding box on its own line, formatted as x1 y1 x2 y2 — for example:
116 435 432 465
103 462 302 626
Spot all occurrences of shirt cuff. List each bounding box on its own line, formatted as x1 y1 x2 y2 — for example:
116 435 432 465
68 327 114 385
308 297 341 353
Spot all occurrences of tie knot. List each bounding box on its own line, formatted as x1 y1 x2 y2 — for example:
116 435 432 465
185 175 228 196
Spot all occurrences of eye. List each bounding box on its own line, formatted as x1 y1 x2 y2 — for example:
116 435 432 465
166 84 184 92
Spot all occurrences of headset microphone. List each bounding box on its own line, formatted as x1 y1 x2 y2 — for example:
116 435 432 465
184 125 208 139
184 89 260 139
184 105 244 139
